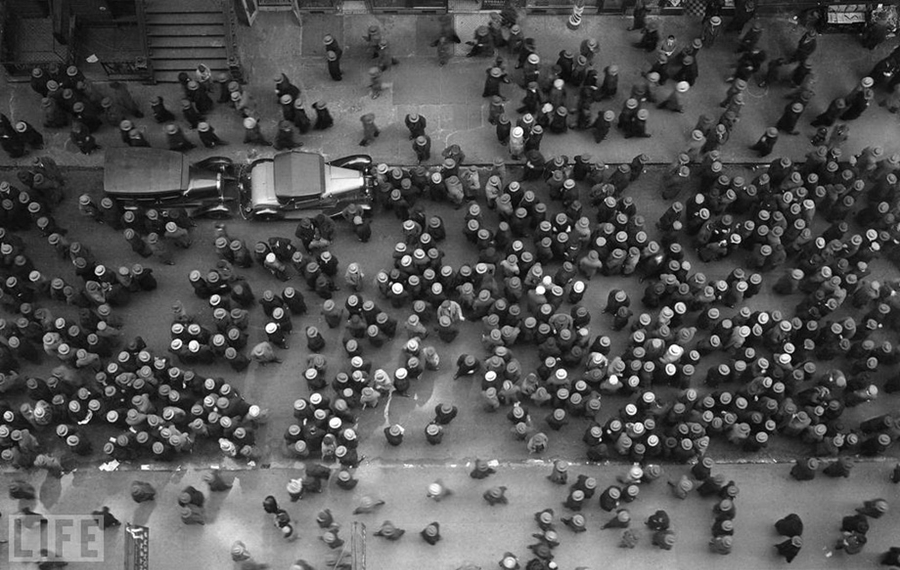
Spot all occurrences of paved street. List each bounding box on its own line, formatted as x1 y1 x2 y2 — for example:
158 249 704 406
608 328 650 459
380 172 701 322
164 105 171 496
2 7 900 570
1 12 899 169
2 461 899 570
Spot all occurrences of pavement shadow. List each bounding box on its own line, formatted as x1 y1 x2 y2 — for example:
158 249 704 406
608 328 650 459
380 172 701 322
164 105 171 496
39 475 62 509
131 501 156 526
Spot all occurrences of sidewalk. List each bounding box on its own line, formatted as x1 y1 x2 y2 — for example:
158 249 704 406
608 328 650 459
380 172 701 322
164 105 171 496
1 13 897 170
1 460 898 570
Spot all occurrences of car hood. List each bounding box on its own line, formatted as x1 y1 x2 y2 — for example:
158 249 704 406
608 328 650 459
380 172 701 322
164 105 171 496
274 151 326 198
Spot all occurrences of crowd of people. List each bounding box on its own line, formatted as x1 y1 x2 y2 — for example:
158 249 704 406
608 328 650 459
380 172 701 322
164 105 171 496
3 1 900 568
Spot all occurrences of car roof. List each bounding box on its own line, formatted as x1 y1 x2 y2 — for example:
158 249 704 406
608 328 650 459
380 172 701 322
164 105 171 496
104 148 188 195
273 151 325 198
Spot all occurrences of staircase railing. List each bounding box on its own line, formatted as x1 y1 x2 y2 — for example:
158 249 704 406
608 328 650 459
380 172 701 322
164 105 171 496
221 0 245 83
134 0 155 83
92 0 153 83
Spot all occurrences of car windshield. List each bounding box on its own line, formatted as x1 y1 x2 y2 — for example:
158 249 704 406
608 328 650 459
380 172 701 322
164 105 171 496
273 152 326 199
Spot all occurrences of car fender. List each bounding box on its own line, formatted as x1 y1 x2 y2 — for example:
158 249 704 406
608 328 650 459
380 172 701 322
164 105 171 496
328 154 373 172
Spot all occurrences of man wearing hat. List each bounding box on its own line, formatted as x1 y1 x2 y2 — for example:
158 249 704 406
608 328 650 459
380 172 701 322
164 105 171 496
658 81 690 113
14 121 44 150
675 54 698 86
404 112 427 139
40 97 68 129
466 25 492 57
420 522 441 545
279 94 297 123
242 117 271 146
579 37 599 64
31 67 49 97
69 122 99 155
413 135 432 165
841 83 874 120
383 424 404 446
702 15 722 46
313 101 334 130
72 101 102 132
626 108 651 139
374 521 406 541
166 123 195 152
749 127 778 157
150 96 176 123
790 457 819 481
483 485 508 505
101 96 125 127
856 498 889 518
425 422 444 445
125 127 149 148
274 120 301 151
601 508 631 529
776 102 804 134
377 39 399 71
198 122 228 148
775 535 803 563
274 72 301 101
590 109 614 144
483 66 510 99
323 33 343 60
363 25 382 58
326 50 342 81
598 65 619 101
789 29 817 64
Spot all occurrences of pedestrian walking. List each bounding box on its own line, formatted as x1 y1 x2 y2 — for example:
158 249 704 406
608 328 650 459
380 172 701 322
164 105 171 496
198 122 228 148
353 496 385 514
130 481 156 503
91 506 121 529
274 120 301 150
150 96 176 123
377 39 400 71
374 520 406 541
313 101 334 130
421 522 442 545
166 124 195 152
368 67 385 100
363 25 382 58
413 135 431 164
15 121 44 149
749 127 778 157
483 67 510 99
405 113 427 139
243 117 271 146
326 50 342 81
776 102 804 134
203 469 232 492
484 486 508 505
775 536 803 563
359 113 380 146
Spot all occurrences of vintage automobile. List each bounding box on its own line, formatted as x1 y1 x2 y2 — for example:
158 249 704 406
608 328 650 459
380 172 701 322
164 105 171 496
104 148 373 220
103 147 235 218
239 150 374 220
